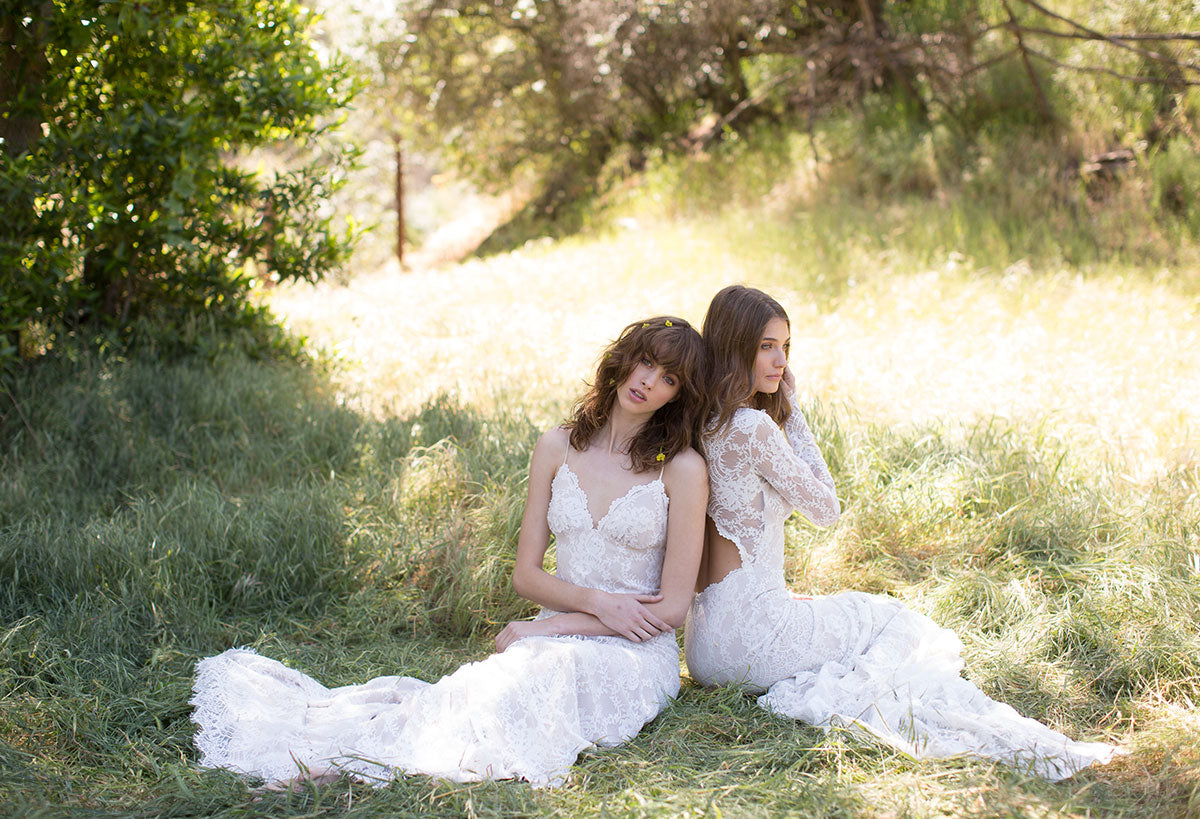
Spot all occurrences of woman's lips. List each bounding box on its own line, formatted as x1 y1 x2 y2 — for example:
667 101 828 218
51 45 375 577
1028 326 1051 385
629 388 647 403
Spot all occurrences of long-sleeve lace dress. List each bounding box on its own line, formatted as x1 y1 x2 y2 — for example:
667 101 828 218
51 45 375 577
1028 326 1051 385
683 392 1117 780
191 460 679 788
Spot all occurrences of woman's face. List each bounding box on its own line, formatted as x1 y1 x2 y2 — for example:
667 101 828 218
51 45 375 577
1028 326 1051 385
751 317 790 395
616 354 681 415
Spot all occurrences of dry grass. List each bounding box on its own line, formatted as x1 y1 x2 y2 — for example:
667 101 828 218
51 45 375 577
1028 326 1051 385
271 220 1199 480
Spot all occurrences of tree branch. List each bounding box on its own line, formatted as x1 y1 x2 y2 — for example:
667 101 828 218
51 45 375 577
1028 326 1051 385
1013 0 1200 74
1002 0 1057 126
1025 46 1200 87
1004 23 1200 44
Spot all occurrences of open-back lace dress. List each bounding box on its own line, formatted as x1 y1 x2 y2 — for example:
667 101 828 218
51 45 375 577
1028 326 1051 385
683 391 1117 780
191 458 679 787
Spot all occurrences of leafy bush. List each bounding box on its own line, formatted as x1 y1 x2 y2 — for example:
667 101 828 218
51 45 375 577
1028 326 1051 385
0 0 358 374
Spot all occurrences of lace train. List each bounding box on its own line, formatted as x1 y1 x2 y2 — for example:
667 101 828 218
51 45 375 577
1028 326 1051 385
192 634 677 787
755 602 1118 781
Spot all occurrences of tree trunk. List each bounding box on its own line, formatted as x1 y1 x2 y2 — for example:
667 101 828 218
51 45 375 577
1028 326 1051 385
0 4 52 157
394 134 405 266
1002 0 1058 127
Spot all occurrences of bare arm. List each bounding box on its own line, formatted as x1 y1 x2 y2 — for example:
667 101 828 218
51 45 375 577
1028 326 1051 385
509 427 671 641
498 440 708 651
640 447 707 627
495 611 621 652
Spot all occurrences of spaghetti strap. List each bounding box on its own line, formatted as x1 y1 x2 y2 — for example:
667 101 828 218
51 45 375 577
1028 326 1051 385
562 430 572 466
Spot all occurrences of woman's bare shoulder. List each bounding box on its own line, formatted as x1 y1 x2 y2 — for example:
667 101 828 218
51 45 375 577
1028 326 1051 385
665 447 707 486
530 425 571 470
537 425 571 448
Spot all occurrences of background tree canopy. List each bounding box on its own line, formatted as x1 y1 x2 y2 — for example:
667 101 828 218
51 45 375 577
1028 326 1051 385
3 0 1197 372
375 0 1199 238
0 0 358 371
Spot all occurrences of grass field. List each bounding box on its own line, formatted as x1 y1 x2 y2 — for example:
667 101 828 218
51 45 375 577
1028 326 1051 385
3 131 1200 816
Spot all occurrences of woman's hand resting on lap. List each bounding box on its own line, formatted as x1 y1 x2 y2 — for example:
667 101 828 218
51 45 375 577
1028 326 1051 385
495 619 551 653
590 591 669 642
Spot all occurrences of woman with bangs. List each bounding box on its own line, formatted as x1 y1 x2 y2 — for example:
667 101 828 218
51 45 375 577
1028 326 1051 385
192 317 709 788
685 285 1118 780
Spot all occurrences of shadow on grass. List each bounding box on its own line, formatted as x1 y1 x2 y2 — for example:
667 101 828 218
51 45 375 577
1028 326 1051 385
0 345 537 814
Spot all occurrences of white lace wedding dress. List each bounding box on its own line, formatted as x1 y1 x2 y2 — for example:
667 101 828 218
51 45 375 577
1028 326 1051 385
684 392 1118 780
191 459 679 787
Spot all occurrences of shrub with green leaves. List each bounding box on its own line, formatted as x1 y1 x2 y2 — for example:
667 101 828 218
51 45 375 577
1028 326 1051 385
0 0 358 372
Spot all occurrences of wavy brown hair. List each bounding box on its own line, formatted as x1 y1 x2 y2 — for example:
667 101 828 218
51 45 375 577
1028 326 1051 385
703 285 791 432
566 316 707 472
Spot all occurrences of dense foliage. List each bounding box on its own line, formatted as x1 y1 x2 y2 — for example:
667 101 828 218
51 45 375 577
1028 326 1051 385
0 0 358 372
373 0 1199 234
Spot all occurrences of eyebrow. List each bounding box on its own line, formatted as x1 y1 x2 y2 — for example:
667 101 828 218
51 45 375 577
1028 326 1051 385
761 336 790 342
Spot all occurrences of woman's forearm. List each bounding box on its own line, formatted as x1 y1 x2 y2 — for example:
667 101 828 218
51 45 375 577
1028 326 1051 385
537 611 617 637
515 566 673 640
512 564 604 617
638 594 691 629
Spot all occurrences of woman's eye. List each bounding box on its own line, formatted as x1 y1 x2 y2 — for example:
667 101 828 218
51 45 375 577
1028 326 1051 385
664 376 676 386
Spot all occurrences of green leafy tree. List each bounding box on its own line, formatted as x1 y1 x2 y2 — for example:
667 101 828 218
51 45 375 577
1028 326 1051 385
375 2 738 197
371 0 923 222
0 0 358 369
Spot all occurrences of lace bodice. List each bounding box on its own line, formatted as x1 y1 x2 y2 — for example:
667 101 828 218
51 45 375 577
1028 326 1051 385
547 463 668 594
705 390 839 575
537 462 675 655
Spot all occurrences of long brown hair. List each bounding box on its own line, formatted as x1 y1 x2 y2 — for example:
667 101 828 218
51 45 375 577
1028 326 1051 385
566 317 707 472
703 285 791 432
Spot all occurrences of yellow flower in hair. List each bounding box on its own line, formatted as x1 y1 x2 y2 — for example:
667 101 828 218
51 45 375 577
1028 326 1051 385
656 451 665 462
664 320 673 327
642 323 649 328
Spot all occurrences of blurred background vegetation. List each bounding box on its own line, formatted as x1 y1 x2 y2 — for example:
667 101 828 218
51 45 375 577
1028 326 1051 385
5 0 1199 365
2 0 1199 816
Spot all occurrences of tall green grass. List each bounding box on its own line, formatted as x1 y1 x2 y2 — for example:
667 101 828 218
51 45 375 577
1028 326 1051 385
0 346 544 813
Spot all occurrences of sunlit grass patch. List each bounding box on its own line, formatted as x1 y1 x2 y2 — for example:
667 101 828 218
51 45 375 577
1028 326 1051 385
273 214 1198 487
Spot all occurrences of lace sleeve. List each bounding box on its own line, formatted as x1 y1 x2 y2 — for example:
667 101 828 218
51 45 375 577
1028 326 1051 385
783 390 836 498
748 409 840 527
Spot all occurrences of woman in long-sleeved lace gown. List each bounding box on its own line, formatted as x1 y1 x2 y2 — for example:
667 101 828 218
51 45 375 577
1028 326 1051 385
684 285 1118 780
191 317 709 788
